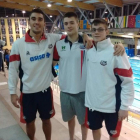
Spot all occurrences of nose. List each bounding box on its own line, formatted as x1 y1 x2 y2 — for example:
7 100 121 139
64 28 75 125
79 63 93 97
35 19 39 24
95 29 99 33
67 23 71 28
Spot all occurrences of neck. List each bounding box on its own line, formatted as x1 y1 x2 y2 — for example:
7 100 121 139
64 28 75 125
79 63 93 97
29 30 43 42
67 33 79 43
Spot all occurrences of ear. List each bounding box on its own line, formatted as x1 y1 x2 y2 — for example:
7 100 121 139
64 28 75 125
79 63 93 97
77 20 79 28
90 26 92 31
28 23 31 29
28 19 30 26
43 22 46 27
106 29 109 35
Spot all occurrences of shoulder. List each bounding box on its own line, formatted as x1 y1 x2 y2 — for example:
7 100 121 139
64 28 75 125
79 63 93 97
106 38 114 51
55 39 66 52
12 36 25 49
109 44 114 51
13 36 25 45
45 33 60 39
56 39 65 46
87 46 95 52
45 33 64 43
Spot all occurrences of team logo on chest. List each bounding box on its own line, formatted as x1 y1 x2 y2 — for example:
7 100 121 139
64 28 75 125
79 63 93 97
26 51 30 55
100 60 107 66
48 44 53 49
30 52 51 62
61 46 66 51
46 52 50 58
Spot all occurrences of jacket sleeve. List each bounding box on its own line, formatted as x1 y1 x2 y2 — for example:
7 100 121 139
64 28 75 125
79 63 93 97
51 34 66 42
114 53 134 110
8 42 20 94
53 43 59 61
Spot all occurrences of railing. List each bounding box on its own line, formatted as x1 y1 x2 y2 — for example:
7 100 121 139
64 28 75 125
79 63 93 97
51 77 60 94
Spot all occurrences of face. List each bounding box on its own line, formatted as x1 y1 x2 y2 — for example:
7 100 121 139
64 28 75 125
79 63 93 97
64 17 79 36
29 12 45 34
91 24 109 42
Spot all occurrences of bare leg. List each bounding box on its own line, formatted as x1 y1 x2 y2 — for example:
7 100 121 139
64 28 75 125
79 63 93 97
110 136 119 140
92 129 101 140
26 120 36 140
81 124 88 140
68 116 75 140
42 119 52 140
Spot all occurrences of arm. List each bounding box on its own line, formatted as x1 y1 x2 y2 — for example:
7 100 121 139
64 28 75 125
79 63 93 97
51 34 66 43
53 44 59 66
53 61 58 66
8 42 20 108
114 43 125 56
52 43 59 79
53 33 93 49
114 53 134 120
79 33 93 49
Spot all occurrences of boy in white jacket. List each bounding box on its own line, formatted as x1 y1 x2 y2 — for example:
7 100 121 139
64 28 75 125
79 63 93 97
85 19 134 140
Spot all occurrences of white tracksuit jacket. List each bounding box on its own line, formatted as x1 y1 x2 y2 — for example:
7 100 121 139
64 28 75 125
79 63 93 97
85 38 134 112
8 30 65 94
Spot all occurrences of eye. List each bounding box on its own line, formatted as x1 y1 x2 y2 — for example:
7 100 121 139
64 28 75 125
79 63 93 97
64 22 68 25
31 17 36 21
39 18 43 21
98 29 104 32
92 28 96 32
70 22 74 24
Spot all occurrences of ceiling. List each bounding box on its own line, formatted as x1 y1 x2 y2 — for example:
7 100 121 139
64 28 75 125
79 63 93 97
1 0 138 16
0 0 140 18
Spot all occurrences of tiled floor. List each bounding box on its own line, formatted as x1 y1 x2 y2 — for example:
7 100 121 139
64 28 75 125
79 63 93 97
0 73 29 140
0 70 140 140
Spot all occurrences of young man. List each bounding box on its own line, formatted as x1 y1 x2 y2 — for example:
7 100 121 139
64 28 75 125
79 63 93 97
53 12 125 140
85 19 134 140
8 9 93 140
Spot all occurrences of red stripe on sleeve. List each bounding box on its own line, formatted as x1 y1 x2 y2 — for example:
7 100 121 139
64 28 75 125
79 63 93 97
114 67 133 77
10 54 20 62
60 35 66 40
53 45 59 60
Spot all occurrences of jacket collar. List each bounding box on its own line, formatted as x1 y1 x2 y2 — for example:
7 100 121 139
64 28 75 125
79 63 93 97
64 35 83 43
25 30 47 42
95 38 112 51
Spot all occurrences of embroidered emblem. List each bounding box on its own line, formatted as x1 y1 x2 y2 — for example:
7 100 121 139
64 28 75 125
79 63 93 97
100 60 107 66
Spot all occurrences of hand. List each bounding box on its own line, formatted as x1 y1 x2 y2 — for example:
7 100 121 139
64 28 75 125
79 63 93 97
11 94 20 108
83 34 93 49
118 109 128 121
114 43 125 56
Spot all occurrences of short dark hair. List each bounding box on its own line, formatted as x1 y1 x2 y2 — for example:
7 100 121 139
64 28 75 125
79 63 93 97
91 18 108 28
63 12 78 21
29 8 45 21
